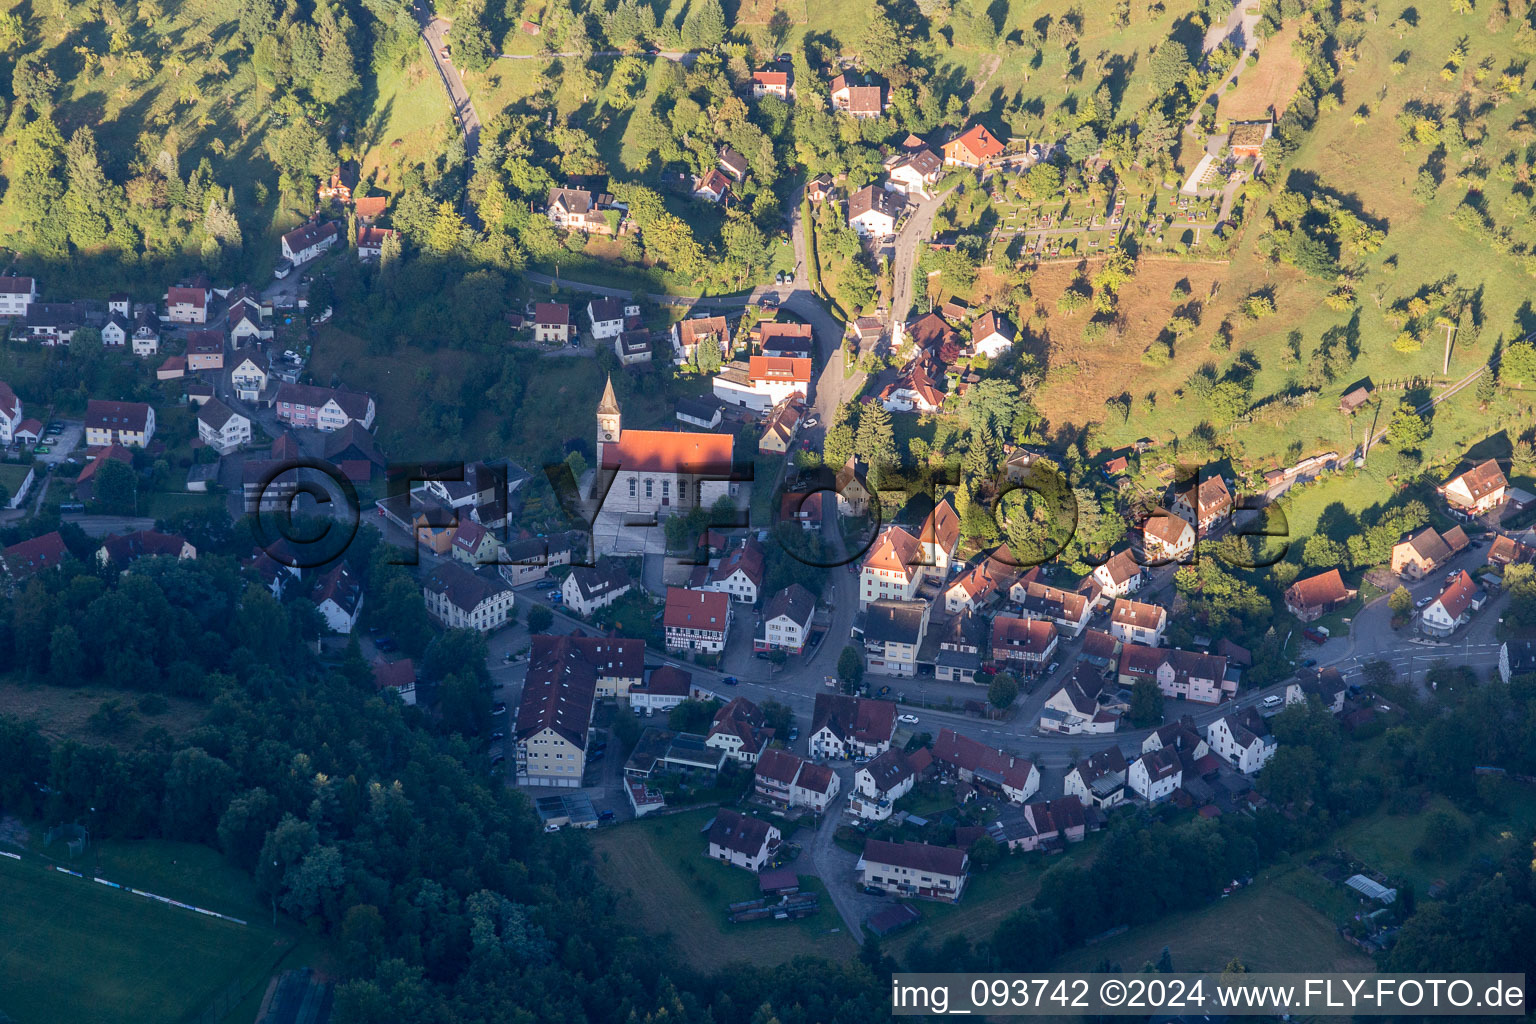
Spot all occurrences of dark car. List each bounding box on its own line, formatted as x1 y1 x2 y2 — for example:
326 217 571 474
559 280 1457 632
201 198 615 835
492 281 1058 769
375 637 396 652
723 676 739 686
1300 658 1317 668
598 810 616 822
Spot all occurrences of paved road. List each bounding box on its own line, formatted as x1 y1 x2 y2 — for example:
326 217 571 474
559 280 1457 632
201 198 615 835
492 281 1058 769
60 514 159 537
889 188 953 327
1354 349 1503 462
499 49 697 66
416 12 481 156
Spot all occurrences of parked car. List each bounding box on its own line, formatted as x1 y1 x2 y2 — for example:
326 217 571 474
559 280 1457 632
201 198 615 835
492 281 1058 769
897 713 919 725
788 727 798 741
632 705 644 716
824 676 837 687
543 823 561 833
1302 627 1328 644
546 589 561 601
1260 695 1284 709
1300 658 1317 668
491 702 507 715
598 810 616 822
31 445 49 455
1416 595 1434 609
723 676 738 686
489 731 504 741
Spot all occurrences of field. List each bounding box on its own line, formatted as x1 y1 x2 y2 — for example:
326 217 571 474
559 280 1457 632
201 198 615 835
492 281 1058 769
1217 24 1306 123
1054 873 1374 974
0 676 207 750
0 840 297 1024
588 808 858 968
1332 791 1536 893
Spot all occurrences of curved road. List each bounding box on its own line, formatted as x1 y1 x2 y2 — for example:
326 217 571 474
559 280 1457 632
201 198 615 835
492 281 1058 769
415 11 482 156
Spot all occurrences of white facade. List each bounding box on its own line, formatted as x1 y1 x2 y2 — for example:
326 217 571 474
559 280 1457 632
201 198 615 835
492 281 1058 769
1127 755 1182 802
0 278 38 318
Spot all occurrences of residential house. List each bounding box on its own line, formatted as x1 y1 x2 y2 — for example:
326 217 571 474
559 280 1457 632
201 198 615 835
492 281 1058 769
931 728 1039 803
0 531 69 582
1440 459 1508 515
1023 798 1089 849
230 351 269 402
545 187 628 235
0 276 38 318
849 748 928 820
356 226 397 260
713 356 813 413
100 313 130 347
991 615 1058 675
196 399 251 453
226 304 269 345
85 400 155 448
24 301 97 344
848 185 903 238
498 532 576 589
805 174 835 203
706 697 773 764
860 526 925 609
693 537 766 604
1284 569 1357 622
1118 646 1233 704
1039 665 1118 735
587 297 627 340
750 62 792 99
878 357 945 413
886 145 942 196
0 380 21 444
273 382 376 432
1079 628 1121 672
449 521 500 565
809 693 897 760
942 124 1005 167
615 328 653 366
944 544 1021 613
779 490 826 531
1127 748 1183 802
423 563 515 632
693 168 732 203
665 587 733 652
1206 707 1276 774
533 302 574 344
1064 747 1129 809
675 395 723 429
1140 509 1195 561
561 558 633 616
1287 667 1347 713
756 321 814 358
753 748 804 808
757 583 817 654
324 422 387 483
372 659 418 706
1489 535 1536 568
835 456 872 516
707 808 781 872
970 310 1015 359
96 530 196 570
1390 526 1460 579
1109 598 1167 647
671 315 731 366
862 599 931 677
717 147 750 183
281 220 339 264
917 499 962 571
1013 579 1092 637
1499 638 1536 683
829 71 886 117
1420 570 1483 637
131 309 160 356
1172 474 1233 532
628 665 694 714
935 611 986 683
758 395 804 454
165 281 211 324
1092 549 1143 601
515 635 602 787
860 840 968 902
311 563 363 633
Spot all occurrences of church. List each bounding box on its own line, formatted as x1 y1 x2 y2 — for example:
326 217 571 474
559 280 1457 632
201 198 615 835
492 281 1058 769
590 376 739 522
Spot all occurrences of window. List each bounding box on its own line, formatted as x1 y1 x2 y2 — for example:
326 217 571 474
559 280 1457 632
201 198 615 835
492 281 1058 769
629 478 637 497
645 479 653 498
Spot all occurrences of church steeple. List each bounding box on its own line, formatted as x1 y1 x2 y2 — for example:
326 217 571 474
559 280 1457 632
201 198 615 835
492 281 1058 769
596 375 622 470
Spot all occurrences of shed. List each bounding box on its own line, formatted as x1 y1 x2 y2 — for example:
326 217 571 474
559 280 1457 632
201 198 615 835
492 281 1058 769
758 867 800 895
865 903 921 936
1344 874 1397 904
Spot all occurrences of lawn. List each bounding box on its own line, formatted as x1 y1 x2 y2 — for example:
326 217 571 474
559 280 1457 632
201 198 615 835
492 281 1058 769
0 461 34 505
1332 790 1536 893
1217 24 1306 123
588 807 857 969
0 845 291 1024
0 676 207 750
1053 871 1375 974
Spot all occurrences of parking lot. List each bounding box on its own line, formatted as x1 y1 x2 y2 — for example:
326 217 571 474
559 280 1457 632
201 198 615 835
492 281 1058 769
8 419 81 467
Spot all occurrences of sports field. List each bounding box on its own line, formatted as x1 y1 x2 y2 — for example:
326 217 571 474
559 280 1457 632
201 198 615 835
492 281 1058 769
0 849 291 1024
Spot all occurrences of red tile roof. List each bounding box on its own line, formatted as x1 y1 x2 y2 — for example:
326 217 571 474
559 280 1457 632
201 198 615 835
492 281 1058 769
664 587 731 631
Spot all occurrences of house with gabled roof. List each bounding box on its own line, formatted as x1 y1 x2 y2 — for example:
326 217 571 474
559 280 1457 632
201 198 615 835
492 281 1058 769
273 382 375 432
665 587 733 652
545 186 628 235
860 839 967 902
692 536 766 604
991 615 1058 674
1287 667 1346 713
561 557 633 616
934 610 986 683
1012 578 1092 637
886 144 942 196
1489 534 1536 568
1140 509 1195 561
860 525 925 609
515 633 603 787
1118 646 1232 704
311 562 363 633
1390 526 1459 579
942 123 1005 167
372 658 418 705
230 350 269 403
1092 549 1144 600
1128 748 1183 802
707 808 781 871
628 664 694 714
165 280 211 323
1172 473 1233 532
861 599 931 677
532 302 573 344
281 220 339 265
829 71 886 117
970 310 1015 359
750 61 792 100
0 275 38 318
0 531 69 582
0 379 22 445
1064 747 1129 809
809 693 897 760
1420 570 1483 637
72 444 132 503
931 728 1039 803
1284 569 1356 622
671 314 732 366
196 398 250 453
1040 665 1118 735
944 544 1021 613
756 320 814 358
849 747 929 820
1440 458 1508 516
586 296 627 340
848 184 903 238
85 400 155 448
1205 707 1276 774
757 582 816 654
693 168 733 203
1109 598 1167 647
448 520 501 566
706 696 773 764
758 394 804 454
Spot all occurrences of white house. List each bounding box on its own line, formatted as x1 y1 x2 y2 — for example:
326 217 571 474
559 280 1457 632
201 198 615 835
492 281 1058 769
859 839 967 902
1440 459 1508 516
706 808 781 872
423 563 515 632
1141 510 1196 561
809 694 897 760
281 220 339 265
848 185 902 238
131 310 160 356
0 380 22 444
1127 748 1182 802
664 587 732 652
230 352 269 403
712 356 813 414
533 302 574 344
756 582 816 654
561 558 632 616
100 313 130 348
587 297 627 340
196 398 251 454
1063 747 1128 809
311 563 363 634
0 276 38 318
627 665 694 714
1420 570 1484 637
1205 708 1275 774
848 748 926 821
692 538 766 604
706 697 773 764
970 311 1015 359
1109 598 1167 647
930 728 1039 803
1092 549 1143 601
165 283 211 324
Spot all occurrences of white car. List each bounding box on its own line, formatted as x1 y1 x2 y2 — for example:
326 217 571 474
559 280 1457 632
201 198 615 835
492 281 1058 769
543 823 561 833
1260 695 1283 709
898 713 920 725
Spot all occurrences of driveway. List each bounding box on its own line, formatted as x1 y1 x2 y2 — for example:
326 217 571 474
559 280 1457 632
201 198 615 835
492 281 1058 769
797 767 893 935
889 188 954 326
